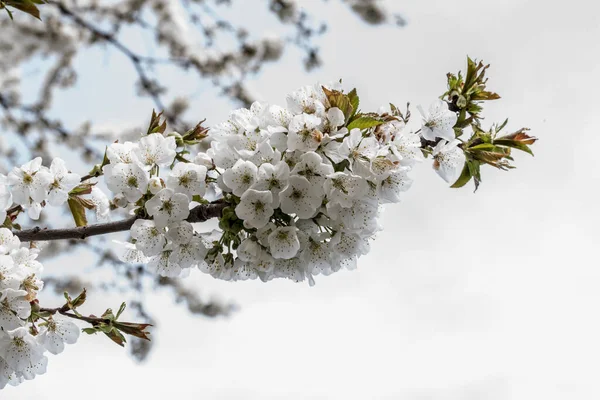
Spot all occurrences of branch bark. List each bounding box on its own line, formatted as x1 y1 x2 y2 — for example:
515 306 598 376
13 202 227 242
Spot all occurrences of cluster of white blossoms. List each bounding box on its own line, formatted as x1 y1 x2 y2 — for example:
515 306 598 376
102 83 465 285
1 157 81 221
0 83 466 294
0 228 79 389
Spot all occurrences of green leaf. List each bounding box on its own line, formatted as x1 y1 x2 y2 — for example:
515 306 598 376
146 109 166 135
114 321 153 341
347 88 359 118
104 328 126 347
5 0 42 20
450 162 472 189
116 302 126 320
451 159 481 191
67 198 87 227
467 159 482 191
69 183 95 196
346 115 385 131
82 328 98 335
494 128 537 156
70 289 87 310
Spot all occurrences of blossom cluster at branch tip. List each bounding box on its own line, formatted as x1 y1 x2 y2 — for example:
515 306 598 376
102 82 468 286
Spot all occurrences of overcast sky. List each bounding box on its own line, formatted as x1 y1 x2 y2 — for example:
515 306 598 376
6 0 600 398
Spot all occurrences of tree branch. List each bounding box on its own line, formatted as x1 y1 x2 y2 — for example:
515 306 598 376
13 202 227 242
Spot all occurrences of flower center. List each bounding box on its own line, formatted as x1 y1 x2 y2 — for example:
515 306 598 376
276 231 289 241
254 201 265 212
127 176 138 187
331 178 348 194
291 189 303 200
163 200 173 212
179 175 191 187
268 178 280 190
241 174 253 185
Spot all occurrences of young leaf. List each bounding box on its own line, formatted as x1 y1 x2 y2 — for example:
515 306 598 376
322 87 354 122
104 328 126 347
494 128 537 155
450 162 472 189
347 88 360 118
67 198 87 227
346 115 385 131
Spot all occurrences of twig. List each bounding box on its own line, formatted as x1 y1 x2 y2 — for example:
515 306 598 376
14 202 227 242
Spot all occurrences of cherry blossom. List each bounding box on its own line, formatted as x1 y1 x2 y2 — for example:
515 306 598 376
432 139 467 183
47 158 80 206
279 176 322 219
145 189 190 229
418 100 458 141
222 159 258 196
166 162 207 198
235 189 274 229
38 315 79 355
7 158 53 206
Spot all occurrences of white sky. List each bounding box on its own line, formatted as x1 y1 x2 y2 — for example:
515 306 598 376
6 0 600 398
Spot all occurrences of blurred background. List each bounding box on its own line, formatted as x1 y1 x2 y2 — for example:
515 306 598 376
1 0 598 398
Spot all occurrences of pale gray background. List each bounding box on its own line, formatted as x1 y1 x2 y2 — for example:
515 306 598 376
6 0 599 398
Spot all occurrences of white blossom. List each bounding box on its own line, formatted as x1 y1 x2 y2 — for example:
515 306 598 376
105 163 149 203
389 130 423 166
378 168 413 203
0 289 29 331
286 84 326 115
7 158 52 206
130 219 166 257
148 177 163 195
0 356 20 389
114 240 148 264
419 100 457 141
332 128 379 165
291 151 333 188
145 188 190 228
267 226 300 259
47 158 80 206
222 159 258 196
89 187 110 222
0 229 20 255
10 247 43 275
166 162 207 198
432 140 466 183
0 256 20 291
324 172 368 208
0 327 45 372
235 189 274 229
252 162 290 208
0 180 12 225
106 142 139 164
38 315 79 355
279 176 322 219
135 133 177 168
147 248 181 277
287 113 323 152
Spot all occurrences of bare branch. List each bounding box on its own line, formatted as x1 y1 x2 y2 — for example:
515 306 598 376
13 202 227 242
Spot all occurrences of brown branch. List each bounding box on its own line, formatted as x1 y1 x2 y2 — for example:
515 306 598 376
13 202 227 242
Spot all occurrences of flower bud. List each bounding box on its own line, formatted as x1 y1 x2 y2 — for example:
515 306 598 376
148 177 163 194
